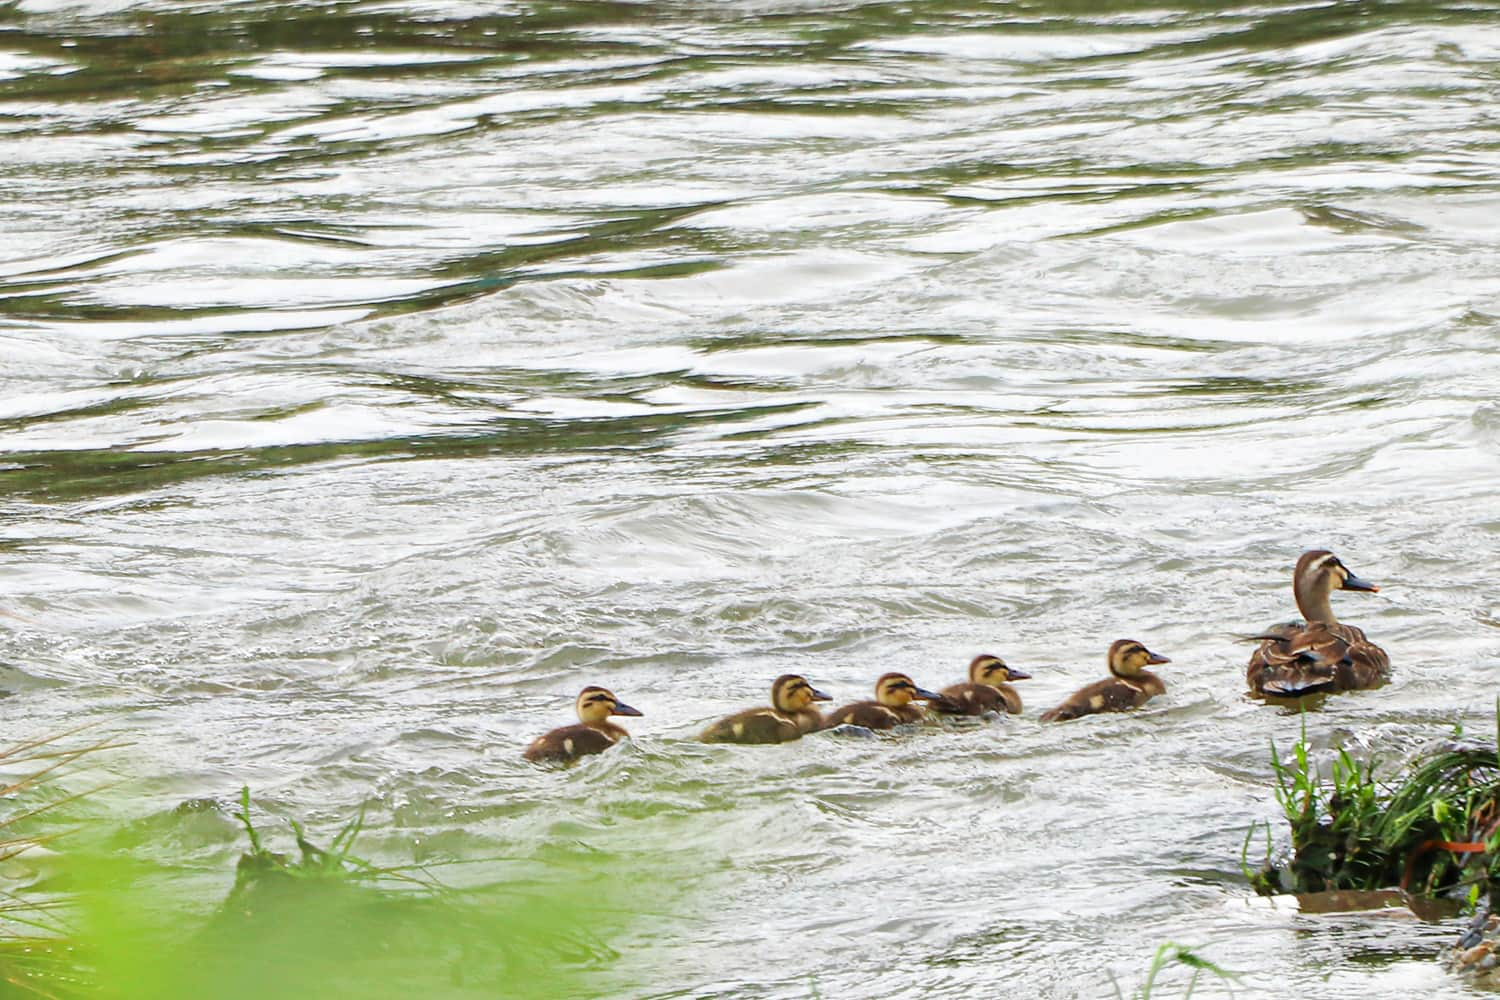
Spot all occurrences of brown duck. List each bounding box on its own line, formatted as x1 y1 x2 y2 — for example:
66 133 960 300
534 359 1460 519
930 654 1031 716
1247 549 1389 698
699 674 832 744
823 672 941 730
522 686 642 763
1039 640 1169 723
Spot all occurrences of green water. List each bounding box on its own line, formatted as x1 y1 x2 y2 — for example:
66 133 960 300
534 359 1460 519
3 0 1500 995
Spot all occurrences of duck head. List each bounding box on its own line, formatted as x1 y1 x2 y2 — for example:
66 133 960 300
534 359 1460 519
575 686 643 724
771 674 832 714
1293 549 1379 624
874 672 941 707
968 653 1031 685
1106 639 1170 679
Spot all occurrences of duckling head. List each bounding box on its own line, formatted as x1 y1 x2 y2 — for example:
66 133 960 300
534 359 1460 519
1293 549 1379 623
968 653 1031 684
874 672 941 706
575 686 643 724
1106 639 1170 678
771 674 832 713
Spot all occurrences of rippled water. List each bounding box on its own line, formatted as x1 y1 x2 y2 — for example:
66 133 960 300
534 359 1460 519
4 0 1500 995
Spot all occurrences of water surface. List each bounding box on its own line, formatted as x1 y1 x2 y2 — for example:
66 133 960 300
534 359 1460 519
3 0 1500 995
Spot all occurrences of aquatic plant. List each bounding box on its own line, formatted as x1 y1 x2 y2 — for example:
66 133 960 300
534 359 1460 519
1248 713 1500 904
1111 942 1241 999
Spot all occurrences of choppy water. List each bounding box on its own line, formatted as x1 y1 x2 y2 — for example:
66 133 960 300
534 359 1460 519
4 0 1500 995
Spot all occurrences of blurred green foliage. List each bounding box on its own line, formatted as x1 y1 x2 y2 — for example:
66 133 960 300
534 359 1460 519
0 753 654 1000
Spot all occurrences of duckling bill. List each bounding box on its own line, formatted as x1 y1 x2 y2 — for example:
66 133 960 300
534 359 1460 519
824 672 940 730
523 686 642 763
699 674 831 744
1247 549 1389 698
1039 640 1168 723
930 654 1030 716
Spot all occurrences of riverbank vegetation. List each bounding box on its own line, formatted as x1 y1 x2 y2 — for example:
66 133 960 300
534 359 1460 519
1249 714 1500 909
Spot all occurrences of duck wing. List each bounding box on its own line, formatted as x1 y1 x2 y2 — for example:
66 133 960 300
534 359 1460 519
1039 676 1155 722
826 700 902 730
930 683 996 716
1247 621 1389 697
523 724 618 762
699 708 802 744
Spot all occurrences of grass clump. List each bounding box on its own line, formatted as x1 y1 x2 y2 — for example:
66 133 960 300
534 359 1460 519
1248 714 1500 906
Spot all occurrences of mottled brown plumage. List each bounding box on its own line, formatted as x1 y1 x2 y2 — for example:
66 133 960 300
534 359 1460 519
1247 550 1389 698
523 686 642 763
931 654 1031 716
1039 640 1169 723
699 674 832 744
824 672 941 730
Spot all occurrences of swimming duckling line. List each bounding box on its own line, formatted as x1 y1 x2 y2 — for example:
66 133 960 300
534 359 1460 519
520 549 1392 754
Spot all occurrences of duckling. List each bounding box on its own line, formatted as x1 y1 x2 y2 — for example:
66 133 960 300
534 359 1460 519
1039 640 1169 723
699 674 832 744
930 654 1031 716
823 672 942 730
1247 549 1389 698
522 686 642 763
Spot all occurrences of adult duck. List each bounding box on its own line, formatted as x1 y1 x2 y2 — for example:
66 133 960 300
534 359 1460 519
1247 549 1388 698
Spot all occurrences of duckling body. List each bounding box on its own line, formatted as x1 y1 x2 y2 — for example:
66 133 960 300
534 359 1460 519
931 654 1030 716
523 686 642 763
699 675 831 745
824 673 941 731
1039 640 1169 723
1247 550 1389 698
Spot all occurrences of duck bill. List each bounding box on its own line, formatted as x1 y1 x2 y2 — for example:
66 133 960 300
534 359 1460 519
1003 668 1032 681
913 687 942 701
809 687 833 702
1341 573 1379 593
611 702 644 717
1145 652 1171 665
